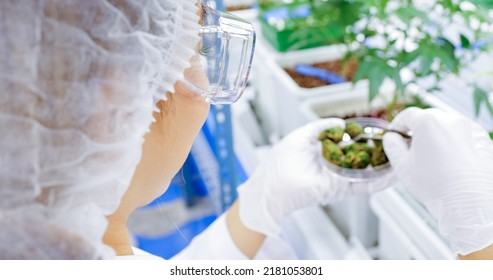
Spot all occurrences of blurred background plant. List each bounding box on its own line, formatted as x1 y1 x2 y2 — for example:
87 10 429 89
471 0 493 9
344 0 493 118
258 0 362 51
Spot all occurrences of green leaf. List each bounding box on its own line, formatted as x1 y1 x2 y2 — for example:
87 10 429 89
395 7 429 24
376 0 389 18
419 38 460 74
485 94 493 116
437 52 459 74
368 66 386 101
473 87 483 117
353 59 374 84
418 50 435 75
460 34 471 49
472 87 493 117
401 49 421 66
385 66 404 91
471 0 493 9
489 131 493 140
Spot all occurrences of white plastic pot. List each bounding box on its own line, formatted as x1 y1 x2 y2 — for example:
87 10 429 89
226 0 258 22
253 41 368 140
299 84 457 122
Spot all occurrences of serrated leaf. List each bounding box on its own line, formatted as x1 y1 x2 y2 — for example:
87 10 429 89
436 49 459 74
401 49 421 66
352 59 374 84
485 94 493 116
473 87 486 117
385 66 404 91
441 37 457 52
418 51 435 75
368 67 386 101
460 34 471 49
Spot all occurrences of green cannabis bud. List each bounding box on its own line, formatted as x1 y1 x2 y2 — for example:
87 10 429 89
344 150 371 169
322 139 344 165
319 122 390 170
370 144 388 167
318 127 345 143
345 121 364 139
342 142 373 154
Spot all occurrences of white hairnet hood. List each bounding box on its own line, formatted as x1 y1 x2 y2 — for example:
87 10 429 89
0 0 200 259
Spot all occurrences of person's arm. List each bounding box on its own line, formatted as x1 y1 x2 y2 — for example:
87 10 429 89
460 244 493 260
225 200 266 259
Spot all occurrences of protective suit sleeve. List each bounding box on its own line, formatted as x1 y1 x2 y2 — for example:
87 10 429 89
171 213 296 260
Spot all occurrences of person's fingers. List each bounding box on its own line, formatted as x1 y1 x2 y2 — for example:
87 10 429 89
280 118 346 148
388 107 423 132
383 132 410 169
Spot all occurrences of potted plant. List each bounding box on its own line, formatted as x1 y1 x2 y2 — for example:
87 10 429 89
253 43 371 138
257 0 362 52
345 0 493 120
252 1 366 140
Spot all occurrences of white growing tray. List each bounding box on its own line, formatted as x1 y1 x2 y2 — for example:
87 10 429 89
253 42 368 139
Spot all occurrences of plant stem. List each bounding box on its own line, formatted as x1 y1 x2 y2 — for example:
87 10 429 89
386 89 401 121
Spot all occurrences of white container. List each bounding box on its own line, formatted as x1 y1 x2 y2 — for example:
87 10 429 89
224 0 255 8
225 0 258 23
300 84 458 122
370 187 454 259
253 41 368 140
322 194 379 249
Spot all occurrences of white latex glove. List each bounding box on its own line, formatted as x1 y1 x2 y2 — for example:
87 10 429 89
238 118 395 237
383 107 493 256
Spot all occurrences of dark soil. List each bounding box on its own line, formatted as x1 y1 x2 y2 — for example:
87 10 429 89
284 59 358 88
330 104 406 121
226 5 251 11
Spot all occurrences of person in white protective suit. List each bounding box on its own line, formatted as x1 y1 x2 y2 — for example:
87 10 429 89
0 0 492 260
0 0 390 260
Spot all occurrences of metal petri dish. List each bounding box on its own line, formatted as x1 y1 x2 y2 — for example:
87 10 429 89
320 117 392 182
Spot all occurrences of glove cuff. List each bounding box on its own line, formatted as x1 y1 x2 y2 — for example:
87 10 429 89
448 224 493 256
430 198 493 256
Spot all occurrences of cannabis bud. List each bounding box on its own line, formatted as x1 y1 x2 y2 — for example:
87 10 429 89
318 127 345 143
319 121 389 170
370 144 388 167
322 139 344 165
345 121 364 139
344 151 371 169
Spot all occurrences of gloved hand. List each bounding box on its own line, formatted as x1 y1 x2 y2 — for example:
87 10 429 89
238 118 395 237
383 107 493 256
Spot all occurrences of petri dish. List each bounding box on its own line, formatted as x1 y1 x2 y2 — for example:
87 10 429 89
320 117 392 182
